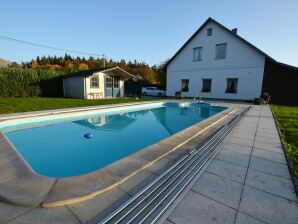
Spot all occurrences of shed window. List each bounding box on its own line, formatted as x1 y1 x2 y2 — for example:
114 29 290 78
90 75 99 88
215 43 227 60
106 77 112 88
181 79 189 92
226 78 238 93
193 47 203 61
202 79 212 93
207 28 212 36
113 77 120 88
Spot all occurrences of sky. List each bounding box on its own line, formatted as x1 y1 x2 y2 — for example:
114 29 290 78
0 0 298 66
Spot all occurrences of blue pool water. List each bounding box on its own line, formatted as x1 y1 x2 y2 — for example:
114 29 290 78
4 103 225 177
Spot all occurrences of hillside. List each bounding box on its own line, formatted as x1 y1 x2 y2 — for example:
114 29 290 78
0 58 10 67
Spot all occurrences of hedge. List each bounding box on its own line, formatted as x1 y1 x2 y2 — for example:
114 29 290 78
0 67 64 97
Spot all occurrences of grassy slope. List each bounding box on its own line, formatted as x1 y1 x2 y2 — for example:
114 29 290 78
271 105 298 177
0 97 165 114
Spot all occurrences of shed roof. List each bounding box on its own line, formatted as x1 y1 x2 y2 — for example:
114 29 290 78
62 66 136 79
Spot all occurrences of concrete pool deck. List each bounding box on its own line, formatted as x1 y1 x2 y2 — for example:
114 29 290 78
163 105 298 224
0 103 297 223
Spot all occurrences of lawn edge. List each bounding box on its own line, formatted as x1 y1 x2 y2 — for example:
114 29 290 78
270 105 298 197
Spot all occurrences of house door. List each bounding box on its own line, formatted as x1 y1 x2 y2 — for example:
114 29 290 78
105 76 120 97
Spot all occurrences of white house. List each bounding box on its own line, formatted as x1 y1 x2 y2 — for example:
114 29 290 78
62 66 135 99
166 17 298 103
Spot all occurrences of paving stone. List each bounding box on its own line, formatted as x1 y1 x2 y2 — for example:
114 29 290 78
206 159 247 183
192 172 243 209
257 128 278 135
245 169 296 201
216 149 250 167
228 137 254 147
102 156 149 182
235 212 266 224
239 186 298 224
168 191 236 224
253 141 283 153
147 157 175 175
256 131 279 139
0 172 55 207
249 157 291 179
43 170 116 204
118 170 157 196
222 143 252 155
131 143 170 162
7 206 80 224
164 219 175 224
255 136 281 145
0 202 32 224
68 187 130 223
252 148 286 164
230 133 255 141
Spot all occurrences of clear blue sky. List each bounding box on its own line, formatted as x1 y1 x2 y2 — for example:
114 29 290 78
1 0 297 66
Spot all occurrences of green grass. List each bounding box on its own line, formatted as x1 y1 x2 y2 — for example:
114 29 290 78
0 97 166 114
271 105 298 177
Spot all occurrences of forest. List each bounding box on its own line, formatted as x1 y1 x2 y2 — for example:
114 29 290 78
0 54 167 97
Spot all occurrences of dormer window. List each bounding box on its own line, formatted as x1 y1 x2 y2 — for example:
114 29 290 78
207 28 212 36
193 47 203 61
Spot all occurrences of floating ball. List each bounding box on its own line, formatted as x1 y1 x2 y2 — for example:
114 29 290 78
84 133 92 139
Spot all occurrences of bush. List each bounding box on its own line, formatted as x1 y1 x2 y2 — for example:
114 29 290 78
253 98 266 105
0 67 63 97
261 92 270 103
175 91 182 99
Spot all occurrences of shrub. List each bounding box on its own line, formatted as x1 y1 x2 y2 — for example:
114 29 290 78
261 92 270 103
253 98 264 105
0 67 63 97
175 91 182 99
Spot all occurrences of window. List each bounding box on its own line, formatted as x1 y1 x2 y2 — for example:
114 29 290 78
113 77 120 88
215 43 227 60
193 47 203 61
207 28 212 36
226 78 238 93
201 79 212 93
90 75 99 88
181 79 189 92
106 77 112 88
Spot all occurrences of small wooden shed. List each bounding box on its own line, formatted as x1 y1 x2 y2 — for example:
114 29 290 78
62 66 134 99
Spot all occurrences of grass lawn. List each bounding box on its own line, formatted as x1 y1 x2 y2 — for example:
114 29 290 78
271 105 298 178
0 97 166 114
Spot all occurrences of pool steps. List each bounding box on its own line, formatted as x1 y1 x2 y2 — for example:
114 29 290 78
97 108 247 224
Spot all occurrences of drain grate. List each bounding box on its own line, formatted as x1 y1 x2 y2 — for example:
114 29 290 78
97 109 247 224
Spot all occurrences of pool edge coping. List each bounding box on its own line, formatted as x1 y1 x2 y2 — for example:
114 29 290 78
0 101 238 207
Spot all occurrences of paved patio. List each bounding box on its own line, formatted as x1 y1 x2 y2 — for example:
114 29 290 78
164 105 298 224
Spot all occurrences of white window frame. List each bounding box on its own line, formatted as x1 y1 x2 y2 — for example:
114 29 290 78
193 47 203 62
215 43 227 60
181 79 189 92
207 28 212 36
201 79 212 93
226 78 238 94
90 75 99 88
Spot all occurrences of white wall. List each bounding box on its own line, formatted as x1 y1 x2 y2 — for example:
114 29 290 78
63 77 85 98
85 72 105 99
166 21 266 100
85 72 125 98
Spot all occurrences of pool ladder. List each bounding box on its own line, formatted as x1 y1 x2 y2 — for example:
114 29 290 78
95 109 247 224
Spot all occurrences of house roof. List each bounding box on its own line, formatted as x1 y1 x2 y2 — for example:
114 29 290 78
62 66 136 79
166 17 298 70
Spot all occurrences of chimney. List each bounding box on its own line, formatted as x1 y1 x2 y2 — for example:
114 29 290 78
232 28 238 34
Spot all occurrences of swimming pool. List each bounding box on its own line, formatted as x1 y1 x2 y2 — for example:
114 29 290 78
3 102 226 177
